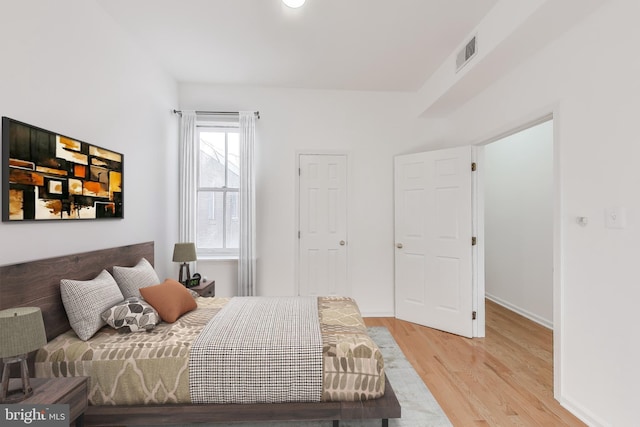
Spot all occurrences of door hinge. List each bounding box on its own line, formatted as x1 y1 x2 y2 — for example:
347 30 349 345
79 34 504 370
471 162 477 171
472 236 477 246
298 231 301 239
298 167 301 176
472 311 477 320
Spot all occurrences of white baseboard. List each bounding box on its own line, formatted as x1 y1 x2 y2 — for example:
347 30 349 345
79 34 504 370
560 395 610 427
485 293 553 330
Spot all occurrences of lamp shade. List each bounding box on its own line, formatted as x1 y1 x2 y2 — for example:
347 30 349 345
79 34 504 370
172 243 197 263
0 307 46 358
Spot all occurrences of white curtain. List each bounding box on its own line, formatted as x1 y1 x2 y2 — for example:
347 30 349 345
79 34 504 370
238 111 256 296
178 111 197 271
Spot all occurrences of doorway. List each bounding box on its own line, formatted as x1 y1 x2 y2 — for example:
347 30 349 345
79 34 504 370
393 117 554 337
482 118 554 328
479 115 559 398
392 115 559 393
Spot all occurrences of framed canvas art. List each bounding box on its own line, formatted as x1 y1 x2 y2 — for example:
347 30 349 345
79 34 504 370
2 117 124 221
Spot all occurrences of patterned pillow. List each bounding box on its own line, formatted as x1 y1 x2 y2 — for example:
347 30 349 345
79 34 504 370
112 258 161 299
61 270 124 341
101 297 160 332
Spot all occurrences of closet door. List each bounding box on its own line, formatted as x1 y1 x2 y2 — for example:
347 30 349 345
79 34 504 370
298 154 348 297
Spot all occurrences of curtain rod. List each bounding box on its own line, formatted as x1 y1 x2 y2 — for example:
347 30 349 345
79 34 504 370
172 109 260 119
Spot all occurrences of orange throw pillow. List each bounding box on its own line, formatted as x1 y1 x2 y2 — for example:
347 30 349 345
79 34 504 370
139 279 197 323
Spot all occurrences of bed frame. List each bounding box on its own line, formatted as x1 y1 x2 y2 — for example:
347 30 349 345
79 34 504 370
0 242 400 426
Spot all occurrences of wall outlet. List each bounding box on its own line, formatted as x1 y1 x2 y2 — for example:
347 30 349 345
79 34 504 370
605 207 626 229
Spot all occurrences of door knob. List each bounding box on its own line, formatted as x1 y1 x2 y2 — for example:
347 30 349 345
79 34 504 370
396 243 403 249
339 240 346 246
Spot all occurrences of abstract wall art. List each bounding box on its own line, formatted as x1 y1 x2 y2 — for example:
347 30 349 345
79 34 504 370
2 117 124 221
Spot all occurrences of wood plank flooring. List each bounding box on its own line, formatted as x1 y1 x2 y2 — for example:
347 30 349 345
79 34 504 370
364 299 586 426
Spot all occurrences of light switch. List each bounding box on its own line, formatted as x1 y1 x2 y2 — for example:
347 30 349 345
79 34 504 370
605 207 626 229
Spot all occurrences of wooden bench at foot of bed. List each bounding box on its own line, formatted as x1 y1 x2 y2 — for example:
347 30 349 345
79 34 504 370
84 376 400 426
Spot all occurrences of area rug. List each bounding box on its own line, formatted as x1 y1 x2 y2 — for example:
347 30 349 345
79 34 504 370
145 327 452 427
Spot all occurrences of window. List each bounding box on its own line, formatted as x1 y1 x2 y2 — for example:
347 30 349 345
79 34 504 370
196 125 239 257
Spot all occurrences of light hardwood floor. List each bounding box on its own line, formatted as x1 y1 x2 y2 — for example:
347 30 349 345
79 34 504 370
365 299 586 426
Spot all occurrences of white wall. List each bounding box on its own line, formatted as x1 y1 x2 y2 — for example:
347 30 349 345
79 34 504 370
197 260 237 298
0 0 178 278
3 1 631 424
484 121 553 327
423 0 638 425
179 84 442 315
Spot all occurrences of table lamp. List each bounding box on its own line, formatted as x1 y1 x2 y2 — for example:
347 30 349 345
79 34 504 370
172 242 197 285
0 307 47 403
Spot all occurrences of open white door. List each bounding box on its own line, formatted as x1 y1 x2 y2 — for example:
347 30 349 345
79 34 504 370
394 146 474 337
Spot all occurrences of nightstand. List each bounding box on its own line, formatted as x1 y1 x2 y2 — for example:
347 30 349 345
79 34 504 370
190 280 215 297
8 377 88 427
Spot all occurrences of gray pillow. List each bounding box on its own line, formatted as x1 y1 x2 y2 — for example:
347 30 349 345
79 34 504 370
61 269 124 341
112 258 161 299
101 297 160 332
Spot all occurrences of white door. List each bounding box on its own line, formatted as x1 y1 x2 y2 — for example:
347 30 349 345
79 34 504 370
298 154 348 296
394 146 474 337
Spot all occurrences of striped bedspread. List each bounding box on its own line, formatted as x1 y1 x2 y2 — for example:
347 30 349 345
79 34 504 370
189 297 323 404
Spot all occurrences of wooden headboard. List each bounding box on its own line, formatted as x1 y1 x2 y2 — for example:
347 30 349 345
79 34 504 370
0 241 154 341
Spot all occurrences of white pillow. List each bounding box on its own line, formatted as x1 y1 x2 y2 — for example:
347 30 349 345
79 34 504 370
61 269 124 341
112 258 161 299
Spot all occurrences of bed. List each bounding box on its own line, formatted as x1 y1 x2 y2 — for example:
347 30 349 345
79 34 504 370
0 242 400 426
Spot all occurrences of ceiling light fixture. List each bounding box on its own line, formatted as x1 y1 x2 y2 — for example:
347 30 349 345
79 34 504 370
282 0 306 8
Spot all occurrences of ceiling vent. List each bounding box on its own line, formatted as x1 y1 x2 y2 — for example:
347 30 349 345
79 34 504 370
456 35 477 72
